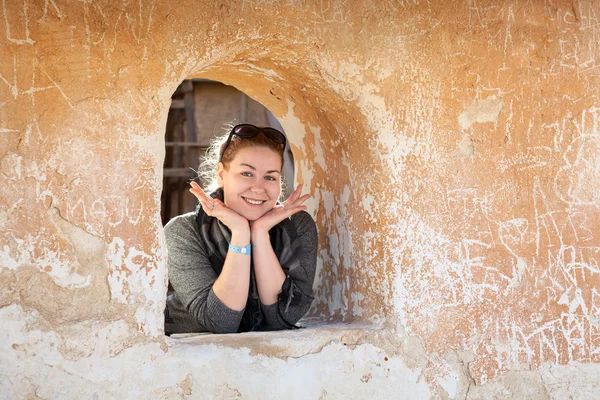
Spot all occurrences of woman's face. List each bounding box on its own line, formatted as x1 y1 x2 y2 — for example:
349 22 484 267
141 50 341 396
217 146 282 221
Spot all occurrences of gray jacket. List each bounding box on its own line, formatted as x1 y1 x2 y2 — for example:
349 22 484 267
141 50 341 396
164 207 318 334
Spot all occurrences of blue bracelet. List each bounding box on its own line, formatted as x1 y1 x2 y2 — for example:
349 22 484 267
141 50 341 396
228 243 251 255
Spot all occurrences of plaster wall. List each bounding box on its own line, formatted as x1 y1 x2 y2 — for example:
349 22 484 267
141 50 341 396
1 0 599 398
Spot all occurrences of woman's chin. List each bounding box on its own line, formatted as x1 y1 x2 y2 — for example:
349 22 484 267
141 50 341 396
230 201 276 222
239 209 267 222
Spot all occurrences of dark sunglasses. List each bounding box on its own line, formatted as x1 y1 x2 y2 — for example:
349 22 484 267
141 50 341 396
219 124 287 163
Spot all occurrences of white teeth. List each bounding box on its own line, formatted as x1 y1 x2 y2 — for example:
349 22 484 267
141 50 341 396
244 198 264 205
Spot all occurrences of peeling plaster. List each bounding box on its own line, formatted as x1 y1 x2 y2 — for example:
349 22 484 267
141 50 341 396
1 0 600 397
46 207 102 289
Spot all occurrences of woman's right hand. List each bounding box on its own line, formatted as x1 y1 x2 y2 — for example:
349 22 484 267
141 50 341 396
189 182 250 235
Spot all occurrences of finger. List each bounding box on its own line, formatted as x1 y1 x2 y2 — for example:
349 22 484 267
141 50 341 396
192 193 213 212
283 184 303 205
189 190 212 211
189 181 205 195
188 186 202 202
288 193 311 207
189 181 204 197
257 206 306 230
188 186 217 214
189 182 211 203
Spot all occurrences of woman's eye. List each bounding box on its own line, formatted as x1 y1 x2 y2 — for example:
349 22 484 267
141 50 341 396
264 176 276 181
241 172 253 177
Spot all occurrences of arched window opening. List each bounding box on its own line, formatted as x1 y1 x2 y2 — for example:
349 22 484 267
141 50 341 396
162 79 301 335
161 79 294 225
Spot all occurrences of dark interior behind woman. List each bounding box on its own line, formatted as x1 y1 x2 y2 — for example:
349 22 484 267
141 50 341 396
164 124 318 334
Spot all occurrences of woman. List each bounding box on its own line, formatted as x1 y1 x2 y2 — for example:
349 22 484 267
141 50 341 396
164 124 318 334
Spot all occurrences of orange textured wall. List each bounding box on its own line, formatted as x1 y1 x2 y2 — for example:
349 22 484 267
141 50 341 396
1 0 599 394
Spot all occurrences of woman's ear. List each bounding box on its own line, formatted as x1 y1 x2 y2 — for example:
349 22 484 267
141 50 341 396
216 162 225 187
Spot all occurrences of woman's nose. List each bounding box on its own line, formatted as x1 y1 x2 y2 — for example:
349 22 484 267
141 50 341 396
250 179 265 192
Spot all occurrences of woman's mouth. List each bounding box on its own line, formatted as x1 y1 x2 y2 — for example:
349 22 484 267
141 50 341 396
243 197 265 206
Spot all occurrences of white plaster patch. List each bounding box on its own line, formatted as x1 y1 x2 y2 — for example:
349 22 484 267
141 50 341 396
45 259 91 289
1 305 65 370
458 95 504 130
320 189 335 219
232 62 281 80
315 55 364 100
105 238 160 306
330 282 347 314
0 236 32 271
438 372 459 399
327 232 340 265
318 184 357 317
361 193 375 213
0 244 18 269
355 84 424 172
309 124 326 168
0 152 24 178
309 253 326 314
45 207 107 289
451 135 475 158
135 305 162 337
104 236 163 337
557 286 588 314
334 185 354 269
361 193 376 221
279 100 307 154
350 292 365 317
0 225 96 289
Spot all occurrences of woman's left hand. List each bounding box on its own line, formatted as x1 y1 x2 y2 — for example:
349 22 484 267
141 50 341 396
250 184 311 233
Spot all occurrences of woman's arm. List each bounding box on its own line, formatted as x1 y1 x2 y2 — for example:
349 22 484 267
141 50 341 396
249 184 311 306
250 183 317 329
251 228 287 305
166 216 245 334
211 225 252 311
189 181 253 313
257 211 318 329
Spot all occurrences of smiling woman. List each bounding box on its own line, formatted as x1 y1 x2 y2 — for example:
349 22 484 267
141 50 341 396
164 124 318 335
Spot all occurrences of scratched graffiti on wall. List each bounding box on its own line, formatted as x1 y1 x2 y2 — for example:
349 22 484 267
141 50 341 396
1 0 599 394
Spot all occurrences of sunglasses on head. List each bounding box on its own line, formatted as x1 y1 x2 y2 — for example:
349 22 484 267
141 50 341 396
219 124 287 163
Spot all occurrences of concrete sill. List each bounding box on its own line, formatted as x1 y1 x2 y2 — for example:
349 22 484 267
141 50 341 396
165 322 381 358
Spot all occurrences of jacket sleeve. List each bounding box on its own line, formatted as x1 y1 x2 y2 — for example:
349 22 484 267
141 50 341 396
261 211 318 330
165 216 244 334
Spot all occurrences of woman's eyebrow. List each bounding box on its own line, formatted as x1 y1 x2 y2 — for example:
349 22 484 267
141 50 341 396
240 163 281 174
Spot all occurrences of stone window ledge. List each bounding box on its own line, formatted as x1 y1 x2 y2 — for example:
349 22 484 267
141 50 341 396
165 323 381 358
